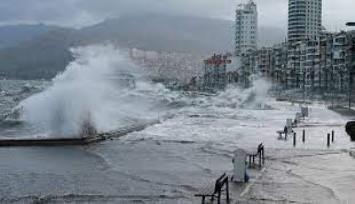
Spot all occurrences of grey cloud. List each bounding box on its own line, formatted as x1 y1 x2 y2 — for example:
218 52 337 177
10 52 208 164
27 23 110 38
0 0 353 30
0 0 82 25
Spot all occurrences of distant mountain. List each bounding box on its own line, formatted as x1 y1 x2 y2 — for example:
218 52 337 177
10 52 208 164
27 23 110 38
78 14 286 52
0 24 60 49
0 14 286 79
78 14 234 53
0 28 76 79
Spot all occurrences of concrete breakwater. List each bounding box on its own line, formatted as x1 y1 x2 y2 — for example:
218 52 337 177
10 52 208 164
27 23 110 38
0 119 161 147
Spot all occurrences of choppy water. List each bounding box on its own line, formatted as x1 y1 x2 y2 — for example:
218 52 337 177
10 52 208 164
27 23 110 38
0 45 354 203
0 80 48 115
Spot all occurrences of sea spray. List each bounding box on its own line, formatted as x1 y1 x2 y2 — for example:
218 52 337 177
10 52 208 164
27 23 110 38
7 49 274 138
17 44 163 137
246 77 273 109
192 77 273 110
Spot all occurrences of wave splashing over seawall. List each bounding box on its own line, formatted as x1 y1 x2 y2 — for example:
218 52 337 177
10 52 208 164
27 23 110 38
16 44 165 137
4 45 275 138
182 77 273 110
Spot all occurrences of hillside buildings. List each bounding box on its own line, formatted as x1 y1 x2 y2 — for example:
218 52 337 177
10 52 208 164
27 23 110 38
288 0 323 43
235 0 258 55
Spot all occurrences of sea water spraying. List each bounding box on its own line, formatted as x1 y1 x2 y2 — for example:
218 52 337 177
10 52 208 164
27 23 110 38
16 44 163 137
6 45 274 138
192 77 273 110
243 77 273 109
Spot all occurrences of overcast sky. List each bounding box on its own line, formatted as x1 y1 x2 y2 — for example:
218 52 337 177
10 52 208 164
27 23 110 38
0 0 354 31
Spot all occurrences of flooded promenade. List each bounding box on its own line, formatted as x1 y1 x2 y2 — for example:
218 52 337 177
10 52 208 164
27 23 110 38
1 90 354 203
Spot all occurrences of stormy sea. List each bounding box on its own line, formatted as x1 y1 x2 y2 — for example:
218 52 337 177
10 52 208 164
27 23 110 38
0 45 354 203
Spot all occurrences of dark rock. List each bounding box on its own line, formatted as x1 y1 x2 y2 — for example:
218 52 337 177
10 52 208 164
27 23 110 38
345 121 355 141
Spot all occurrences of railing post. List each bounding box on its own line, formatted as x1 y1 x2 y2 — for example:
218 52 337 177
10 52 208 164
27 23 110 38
226 179 230 202
262 146 265 164
332 130 335 142
293 132 297 147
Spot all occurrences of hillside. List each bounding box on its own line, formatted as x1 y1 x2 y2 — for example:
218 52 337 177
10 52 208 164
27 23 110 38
0 29 76 79
0 24 60 49
78 14 233 53
0 14 286 79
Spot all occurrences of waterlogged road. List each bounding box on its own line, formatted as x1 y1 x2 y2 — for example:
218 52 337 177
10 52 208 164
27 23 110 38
0 97 355 203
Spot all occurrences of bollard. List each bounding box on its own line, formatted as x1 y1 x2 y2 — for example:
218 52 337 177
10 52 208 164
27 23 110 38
332 130 334 142
293 132 296 147
262 147 265 165
302 129 305 143
327 133 330 147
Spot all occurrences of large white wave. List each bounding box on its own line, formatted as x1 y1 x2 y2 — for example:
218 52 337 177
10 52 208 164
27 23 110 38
18 44 165 137
10 44 275 138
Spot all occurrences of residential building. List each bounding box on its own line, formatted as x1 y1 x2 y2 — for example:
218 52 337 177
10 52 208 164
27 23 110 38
235 0 258 55
202 54 232 91
287 42 302 88
299 40 321 93
332 32 348 92
288 0 322 43
239 49 257 87
254 48 275 78
273 43 288 85
318 33 332 92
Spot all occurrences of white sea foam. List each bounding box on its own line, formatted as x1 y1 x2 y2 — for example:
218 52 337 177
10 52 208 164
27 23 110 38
10 46 279 138
17 44 165 137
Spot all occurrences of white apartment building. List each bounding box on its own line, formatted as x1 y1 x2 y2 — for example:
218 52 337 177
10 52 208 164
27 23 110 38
288 0 322 43
235 0 258 56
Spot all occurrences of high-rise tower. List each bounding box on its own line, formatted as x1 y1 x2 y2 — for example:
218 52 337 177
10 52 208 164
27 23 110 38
235 0 258 56
288 0 322 43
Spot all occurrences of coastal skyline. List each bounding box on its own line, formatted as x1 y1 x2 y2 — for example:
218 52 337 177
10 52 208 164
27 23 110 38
0 0 353 31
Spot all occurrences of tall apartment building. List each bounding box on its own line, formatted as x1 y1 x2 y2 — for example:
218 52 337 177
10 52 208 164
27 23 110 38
235 0 258 56
288 0 322 43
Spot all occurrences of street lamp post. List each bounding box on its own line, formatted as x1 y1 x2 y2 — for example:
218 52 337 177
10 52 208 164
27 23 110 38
346 22 355 110
331 65 334 108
